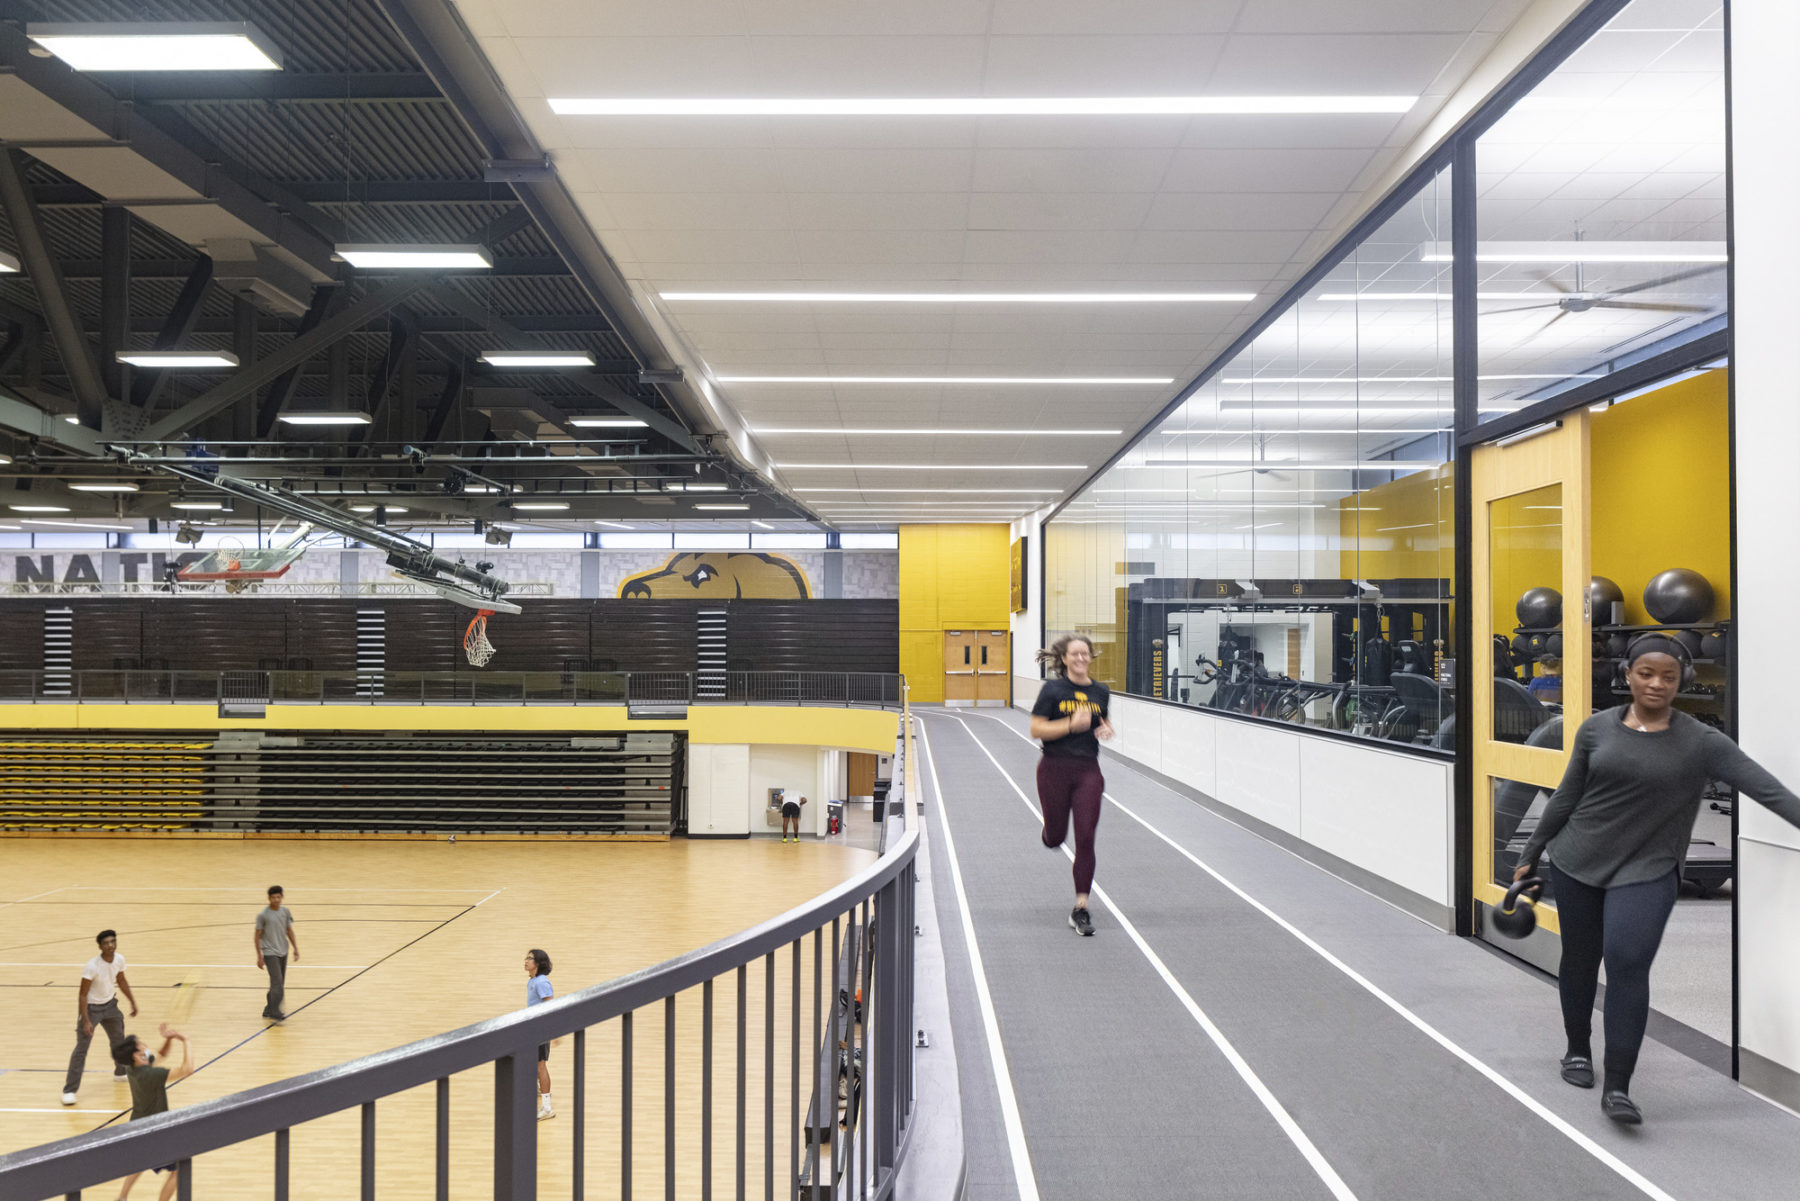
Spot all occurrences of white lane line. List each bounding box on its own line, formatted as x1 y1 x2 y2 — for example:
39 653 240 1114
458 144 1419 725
965 709 1681 1201
0 1107 122 1114
915 719 1042 1201
942 714 1356 1201
0 887 64 912
0 962 369 970
46 887 496 893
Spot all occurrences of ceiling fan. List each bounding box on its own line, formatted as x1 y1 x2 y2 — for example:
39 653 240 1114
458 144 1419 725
1482 263 1723 332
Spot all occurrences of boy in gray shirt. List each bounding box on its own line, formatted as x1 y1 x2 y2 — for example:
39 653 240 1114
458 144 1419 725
253 885 299 1023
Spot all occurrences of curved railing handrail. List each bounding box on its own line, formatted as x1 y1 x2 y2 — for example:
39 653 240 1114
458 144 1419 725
0 822 919 1199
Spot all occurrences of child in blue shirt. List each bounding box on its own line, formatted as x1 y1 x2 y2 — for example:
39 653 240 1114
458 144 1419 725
524 949 554 1121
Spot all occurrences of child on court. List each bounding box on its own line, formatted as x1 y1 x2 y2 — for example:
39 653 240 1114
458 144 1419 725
113 1024 195 1201
781 793 808 843
525 949 555 1121
254 885 299 1023
62 928 139 1106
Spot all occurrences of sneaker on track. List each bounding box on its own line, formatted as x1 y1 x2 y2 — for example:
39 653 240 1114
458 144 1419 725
538 1103 555 1122
61 1091 77 1106
1069 907 1095 937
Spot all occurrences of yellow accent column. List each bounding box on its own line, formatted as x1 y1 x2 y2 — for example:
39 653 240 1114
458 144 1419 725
899 524 1011 703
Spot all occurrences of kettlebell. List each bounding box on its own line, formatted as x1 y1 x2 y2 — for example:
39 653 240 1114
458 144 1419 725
1492 877 1544 939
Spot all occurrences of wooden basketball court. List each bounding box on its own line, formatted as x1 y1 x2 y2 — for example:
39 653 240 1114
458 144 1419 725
0 835 875 1199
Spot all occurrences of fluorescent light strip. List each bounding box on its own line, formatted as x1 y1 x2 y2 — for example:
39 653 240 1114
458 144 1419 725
718 375 1171 385
114 351 239 369
479 351 597 367
569 418 648 428
69 483 140 493
27 22 283 71
170 502 224 511
336 244 492 270
279 412 373 426
778 464 1083 471
683 484 729 492
552 95 1415 117
8 505 68 513
693 504 749 511
1314 292 1536 302
1419 240 1725 264
350 505 408 514
751 427 1121 436
511 502 570 511
662 291 1254 304
20 518 133 531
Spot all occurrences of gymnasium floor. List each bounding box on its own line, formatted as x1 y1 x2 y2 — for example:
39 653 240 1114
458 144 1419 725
0 836 873 1198
917 707 1800 1201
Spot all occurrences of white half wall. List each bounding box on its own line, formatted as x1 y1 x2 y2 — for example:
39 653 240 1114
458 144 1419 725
688 743 751 836
1095 694 1454 913
748 744 831 836
1729 0 1800 1106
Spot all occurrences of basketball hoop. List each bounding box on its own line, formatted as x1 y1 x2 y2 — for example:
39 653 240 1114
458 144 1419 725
463 609 497 667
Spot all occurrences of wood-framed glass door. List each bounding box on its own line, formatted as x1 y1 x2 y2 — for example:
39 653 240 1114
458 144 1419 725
1470 415 1592 945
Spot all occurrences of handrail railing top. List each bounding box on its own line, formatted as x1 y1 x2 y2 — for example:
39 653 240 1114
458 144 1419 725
0 824 918 1199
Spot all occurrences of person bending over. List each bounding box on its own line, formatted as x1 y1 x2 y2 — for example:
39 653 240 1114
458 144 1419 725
1516 635 1800 1123
1029 634 1114 937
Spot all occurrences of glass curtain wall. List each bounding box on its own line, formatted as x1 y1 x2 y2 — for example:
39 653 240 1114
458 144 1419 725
1047 170 1455 747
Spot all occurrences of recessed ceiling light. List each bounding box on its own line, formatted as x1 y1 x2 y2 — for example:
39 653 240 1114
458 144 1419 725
663 291 1254 303
550 96 1415 117
114 350 239 369
70 483 140 492
350 505 408 514
336 244 493 270
717 375 1172 385
512 502 570 511
479 351 597 367
1418 241 1726 264
777 464 1084 471
9 505 69 512
693 503 750 511
27 22 283 71
751 427 1122 436
568 417 649 428
0 251 18 274
279 411 373 426
170 502 225 511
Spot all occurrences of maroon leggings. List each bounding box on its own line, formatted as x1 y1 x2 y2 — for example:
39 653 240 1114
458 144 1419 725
1036 755 1104 895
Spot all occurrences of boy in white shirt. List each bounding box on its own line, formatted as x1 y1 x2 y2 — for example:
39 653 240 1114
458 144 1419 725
61 928 138 1105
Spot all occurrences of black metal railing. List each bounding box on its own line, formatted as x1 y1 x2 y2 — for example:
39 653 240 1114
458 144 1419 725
0 669 903 708
0 775 919 1201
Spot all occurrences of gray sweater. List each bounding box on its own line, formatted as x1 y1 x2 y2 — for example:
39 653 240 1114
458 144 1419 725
1522 706 1800 888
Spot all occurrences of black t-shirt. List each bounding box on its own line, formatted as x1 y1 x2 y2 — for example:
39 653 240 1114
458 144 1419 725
1031 677 1110 758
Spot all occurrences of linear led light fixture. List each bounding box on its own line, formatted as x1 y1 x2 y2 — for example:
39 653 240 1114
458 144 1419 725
20 518 133 530
664 291 1254 303
511 502 570 511
279 411 372 426
1418 241 1726 264
693 503 750 511
0 251 18 274
568 417 649 428
1314 292 1538 302
1142 458 1440 470
550 95 1415 117
717 375 1172 385
69 483 140 493
777 463 1084 471
170 502 224 511
479 351 596 368
751 427 1122 436
351 505 408 513
336 244 493 270
9 505 69 512
681 484 729 492
28 22 284 71
115 350 239 369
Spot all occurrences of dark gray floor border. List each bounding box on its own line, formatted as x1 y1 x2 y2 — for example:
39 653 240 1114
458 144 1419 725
1740 1049 1800 1114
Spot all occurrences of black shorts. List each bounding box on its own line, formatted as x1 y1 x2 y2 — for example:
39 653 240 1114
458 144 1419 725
781 802 800 818
153 1164 178 1176
537 1042 549 1062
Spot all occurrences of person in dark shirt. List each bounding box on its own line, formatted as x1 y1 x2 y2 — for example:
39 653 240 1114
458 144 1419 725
114 1024 194 1200
1029 634 1114 936
1516 635 1800 1124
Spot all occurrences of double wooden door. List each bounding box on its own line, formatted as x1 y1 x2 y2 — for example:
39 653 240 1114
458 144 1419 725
944 630 1010 706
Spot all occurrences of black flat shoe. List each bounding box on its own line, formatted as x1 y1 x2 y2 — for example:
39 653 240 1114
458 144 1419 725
1560 1055 1595 1089
1601 1090 1642 1125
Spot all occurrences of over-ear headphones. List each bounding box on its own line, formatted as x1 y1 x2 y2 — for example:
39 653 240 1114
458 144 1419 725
1622 633 1694 692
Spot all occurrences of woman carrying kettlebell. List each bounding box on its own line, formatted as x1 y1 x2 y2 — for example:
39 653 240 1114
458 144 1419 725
1515 635 1800 1124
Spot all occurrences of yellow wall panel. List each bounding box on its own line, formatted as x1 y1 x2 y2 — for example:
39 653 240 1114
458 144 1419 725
898 524 1012 701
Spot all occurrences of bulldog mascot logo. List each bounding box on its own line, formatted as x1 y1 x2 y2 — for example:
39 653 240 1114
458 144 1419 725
619 552 812 599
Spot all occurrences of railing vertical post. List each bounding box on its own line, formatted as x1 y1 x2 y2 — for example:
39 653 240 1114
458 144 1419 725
176 1158 192 1201
665 994 676 1201
494 1048 538 1201
702 979 713 1201
810 923 827 1200
790 938 801 1196
736 964 747 1201
276 1127 291 1201
623 1011 634 1201
360 1100 375 1201
574 1028 586 1201
434 1079 448 1201
764 951 775 1201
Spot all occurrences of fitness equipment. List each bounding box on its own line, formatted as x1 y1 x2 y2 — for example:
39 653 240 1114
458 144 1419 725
1701 628 1729 664
1516 587 1562 629
1492 877 1545 939
1672 629 1705 660
1588 575 1624 616
1543 633 1563 659
1606 633 1630 657
1511 633 1532 659
1643 568 1715 624
1527 633 1548 655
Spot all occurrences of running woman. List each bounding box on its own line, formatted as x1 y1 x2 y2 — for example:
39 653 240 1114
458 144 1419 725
1028 634 1113 936
524 949 555 1121
1516 635 1800 1123
113 1024 195 1201
61 928 138 1105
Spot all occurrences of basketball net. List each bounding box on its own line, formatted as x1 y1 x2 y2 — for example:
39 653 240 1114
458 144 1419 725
463 609 497 667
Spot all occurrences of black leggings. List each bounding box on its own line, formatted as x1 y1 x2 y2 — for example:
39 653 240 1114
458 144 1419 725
1548 862 1678 1082
1036 755 1103 895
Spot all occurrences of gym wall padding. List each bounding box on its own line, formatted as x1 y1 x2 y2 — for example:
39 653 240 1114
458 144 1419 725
1589 369 1731 625
898 525 1012 703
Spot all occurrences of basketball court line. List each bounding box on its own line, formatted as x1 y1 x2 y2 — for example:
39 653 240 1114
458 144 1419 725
46 887 498 893
937 714 1358 1201
958 710 1681 1201
0 887 64 912
0 961 372 970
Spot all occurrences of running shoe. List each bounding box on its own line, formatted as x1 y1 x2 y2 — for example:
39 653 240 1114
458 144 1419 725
1069 907 1095 937
1560 1054 1595 1089
1601 1090 1642 1125
61 1091 77 1106
538 1102 555 1122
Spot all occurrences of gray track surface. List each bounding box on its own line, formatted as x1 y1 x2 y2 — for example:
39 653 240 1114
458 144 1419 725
918 707 1800 1201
